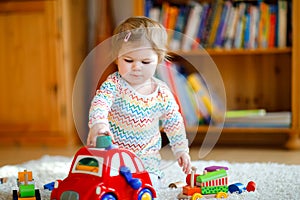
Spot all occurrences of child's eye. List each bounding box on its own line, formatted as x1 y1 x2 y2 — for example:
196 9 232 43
142 61 151 64
124 59 133 63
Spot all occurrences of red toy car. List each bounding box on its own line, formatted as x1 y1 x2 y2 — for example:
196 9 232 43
50 144 156 200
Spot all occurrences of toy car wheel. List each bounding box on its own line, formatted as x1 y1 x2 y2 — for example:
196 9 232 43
215 192 228 199
12 190 18 200
101 193 117 200
35 189 41 200
138 188 153 200
191 193 203 200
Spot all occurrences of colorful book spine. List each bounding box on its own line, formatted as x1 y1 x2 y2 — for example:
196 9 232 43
268 4 277 48
193 2 210 49
169 5 189 50
249 5 259 49
181 1 203 51
207 0 223 48
233 2 246 49
214 1 231 48
258 2 270 48
224 5 239 49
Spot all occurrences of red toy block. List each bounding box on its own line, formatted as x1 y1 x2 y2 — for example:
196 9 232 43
186 174 200 186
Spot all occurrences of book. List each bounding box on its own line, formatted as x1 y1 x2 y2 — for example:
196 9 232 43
207 0 223 48
223 5 239 49
224 111 291 128
268 4 277 48
161 2 171 28
248 5 259 49
277 0 287 48
187 73 213 124
225 109 266 118
144 0 153 18
233 2 246 49
166 5 179 45
169 5 191 50
181 1 203 51
258 2 270 48
214 1 232 48
201 0 221 48
243 4 251 49
149 7 161 22
193 2 210 49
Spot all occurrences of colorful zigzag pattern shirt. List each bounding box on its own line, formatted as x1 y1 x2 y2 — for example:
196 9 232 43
89 72 189 176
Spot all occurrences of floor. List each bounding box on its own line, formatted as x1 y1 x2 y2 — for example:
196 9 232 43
0 145 299 167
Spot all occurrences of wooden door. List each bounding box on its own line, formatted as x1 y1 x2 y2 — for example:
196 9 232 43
0 1 68 146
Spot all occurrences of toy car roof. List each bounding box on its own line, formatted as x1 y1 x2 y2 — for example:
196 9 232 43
75 146 134 157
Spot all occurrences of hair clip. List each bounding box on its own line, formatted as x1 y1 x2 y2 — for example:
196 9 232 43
124 31 131 42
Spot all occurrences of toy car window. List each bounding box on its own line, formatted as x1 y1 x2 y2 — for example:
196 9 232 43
121 152 136 173
134 157 145 172
110 153 120 176
73 156 103 176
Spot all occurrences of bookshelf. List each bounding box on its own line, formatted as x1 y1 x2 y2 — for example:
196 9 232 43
135 0 300 149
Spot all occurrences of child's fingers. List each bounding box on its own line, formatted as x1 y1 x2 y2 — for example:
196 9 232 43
87 134 96 147
178 154 191 174
178 157 183 167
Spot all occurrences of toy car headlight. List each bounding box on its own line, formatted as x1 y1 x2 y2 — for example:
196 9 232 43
54 181 60 189
96 186 101 195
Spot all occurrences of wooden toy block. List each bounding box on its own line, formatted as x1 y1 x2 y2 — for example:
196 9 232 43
182 185 201 196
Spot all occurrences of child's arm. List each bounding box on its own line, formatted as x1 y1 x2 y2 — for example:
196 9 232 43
160 88 191 174
87 74 117 146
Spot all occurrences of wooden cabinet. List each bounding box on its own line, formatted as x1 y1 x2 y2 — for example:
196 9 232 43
0 0 87 146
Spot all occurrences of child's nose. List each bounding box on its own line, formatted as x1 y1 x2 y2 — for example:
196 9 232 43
132 61 142 70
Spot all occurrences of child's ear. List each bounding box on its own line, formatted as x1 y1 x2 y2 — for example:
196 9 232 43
115 59 118 65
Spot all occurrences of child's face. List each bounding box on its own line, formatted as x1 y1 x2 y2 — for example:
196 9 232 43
117 48 158 86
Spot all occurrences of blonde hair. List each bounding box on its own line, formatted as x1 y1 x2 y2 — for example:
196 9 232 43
112 16 168 63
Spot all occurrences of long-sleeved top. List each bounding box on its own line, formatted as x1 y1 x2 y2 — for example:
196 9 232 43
89 72 189 176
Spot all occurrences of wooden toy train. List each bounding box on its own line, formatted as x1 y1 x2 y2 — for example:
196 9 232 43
175 166 255 199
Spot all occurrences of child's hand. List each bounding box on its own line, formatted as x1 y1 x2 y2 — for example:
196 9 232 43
87 123 114 147
176 152 191 174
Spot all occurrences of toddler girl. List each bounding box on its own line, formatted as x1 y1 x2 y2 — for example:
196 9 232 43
87 16 191 187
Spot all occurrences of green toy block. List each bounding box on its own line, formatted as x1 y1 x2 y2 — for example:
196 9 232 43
19 184 35 197
197 169 227 183
96 136 112 148
201 185 228 195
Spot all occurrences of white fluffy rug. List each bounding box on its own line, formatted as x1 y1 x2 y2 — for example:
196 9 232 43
1 155 300 200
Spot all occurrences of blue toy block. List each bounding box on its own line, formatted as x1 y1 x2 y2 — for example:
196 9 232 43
44 182 55 191
120 166 142 190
